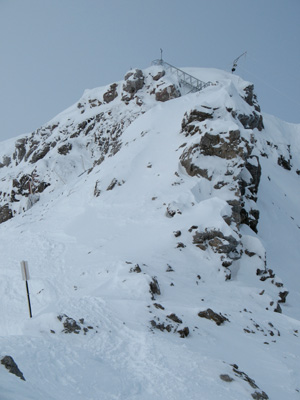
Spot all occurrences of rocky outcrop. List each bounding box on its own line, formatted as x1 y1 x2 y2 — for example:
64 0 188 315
149 276 161 300
13 138 27 163
179 103 261 234
103 83 118 104
123 69 144 95
155 84 180 102
235 111 264 131
30 144 51 163
278 154 291 170
180 144 211 179
198 308 229 325
0 204 13 224
0 155 11 168
242 84 261 112
152 70 165 81
193 229 241 260
181 109 213 136
200 130 244 159
1 356 25 381
58 143 72 155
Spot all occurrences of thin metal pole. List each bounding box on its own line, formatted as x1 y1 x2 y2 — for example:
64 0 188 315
25 280 32 318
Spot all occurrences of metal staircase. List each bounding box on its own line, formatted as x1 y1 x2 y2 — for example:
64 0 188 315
152 59 213 93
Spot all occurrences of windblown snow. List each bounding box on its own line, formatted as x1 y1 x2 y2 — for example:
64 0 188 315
0 65 299 400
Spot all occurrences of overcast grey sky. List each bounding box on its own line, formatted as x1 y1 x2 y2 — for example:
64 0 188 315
0 0 299 141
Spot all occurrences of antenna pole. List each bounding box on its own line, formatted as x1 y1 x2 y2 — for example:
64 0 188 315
160 48 163 63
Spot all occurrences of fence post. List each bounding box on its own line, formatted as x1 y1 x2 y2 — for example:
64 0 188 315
20 261 32 318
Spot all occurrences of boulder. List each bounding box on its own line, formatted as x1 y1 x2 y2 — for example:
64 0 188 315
103 83 118 104
0 204 13 224
58 143 72 155
198 308 228 325
123 69 144 95
149 276 161 299
1 356 25 381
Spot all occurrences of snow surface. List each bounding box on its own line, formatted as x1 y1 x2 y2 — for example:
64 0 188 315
0 66 299 399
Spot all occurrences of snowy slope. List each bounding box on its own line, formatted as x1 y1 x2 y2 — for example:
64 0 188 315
0 65 299 400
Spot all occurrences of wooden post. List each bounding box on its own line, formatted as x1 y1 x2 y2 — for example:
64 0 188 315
21 261 32 318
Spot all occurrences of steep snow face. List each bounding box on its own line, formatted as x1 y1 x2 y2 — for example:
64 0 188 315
0 66 299 400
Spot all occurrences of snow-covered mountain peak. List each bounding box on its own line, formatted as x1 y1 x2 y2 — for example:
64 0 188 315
0 64 299 400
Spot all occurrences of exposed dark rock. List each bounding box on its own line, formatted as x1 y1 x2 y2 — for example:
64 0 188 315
88 98 102 108
173 230 181 237
78 120 88 131
94 180 101 197
166 313 182 324
231 365 269 398
106 178 123 191
130 264 142 273
240 156 261 201
58 143 72 155
231 364 258 389
166 204 182 217
179 144 212 179
178 327 189 338
242 84 261 112
181 109 213 135
258 268 275 281
193 229 241 259
155 85 180 102
278 290 289 303
200 130 243 159
227 194 260 233
251 391 269 400
153 303 165 310
0 204 13 224
274 303 282 313
149 277 161 299
1 356 25 381
0 155 11 168
11 174 49 197
150 320 172 332
103 83 118 103
236 111 264 131
36 181 50 193
220 374 234 382
198 308 229 325
123 69 144 95
30 144 51 163
14 138 27 163
245 249 256 257
278 155 291 170
57 314 81 334
152 70 165 81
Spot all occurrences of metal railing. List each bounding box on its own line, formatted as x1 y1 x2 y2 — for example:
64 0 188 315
152 59 213 93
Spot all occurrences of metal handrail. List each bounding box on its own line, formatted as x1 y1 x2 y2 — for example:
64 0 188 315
152 59 213 93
